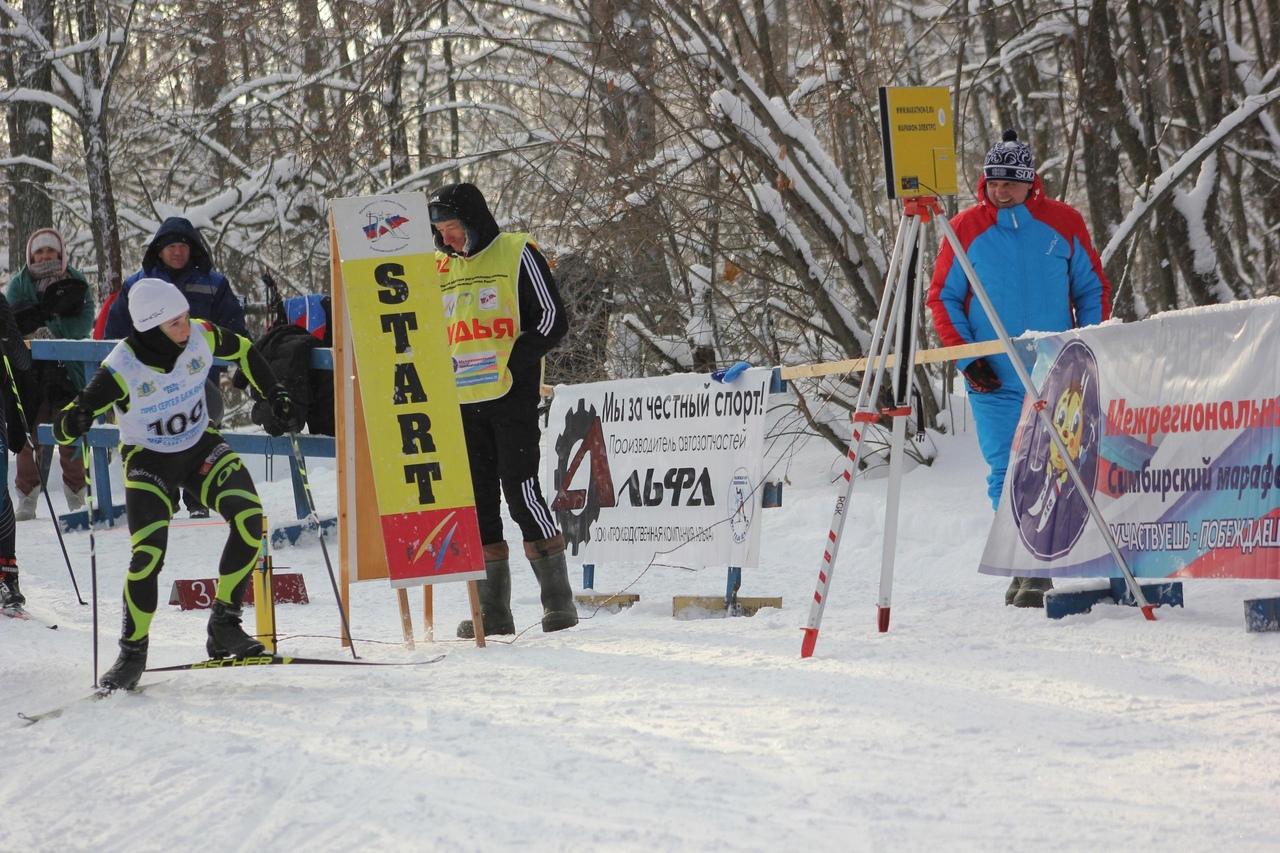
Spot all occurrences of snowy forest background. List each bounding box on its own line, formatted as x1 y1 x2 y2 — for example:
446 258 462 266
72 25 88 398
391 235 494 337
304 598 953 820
3 0 1279 439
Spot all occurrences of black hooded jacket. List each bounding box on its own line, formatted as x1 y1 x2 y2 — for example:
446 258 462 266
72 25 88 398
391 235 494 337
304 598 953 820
428 183 568 409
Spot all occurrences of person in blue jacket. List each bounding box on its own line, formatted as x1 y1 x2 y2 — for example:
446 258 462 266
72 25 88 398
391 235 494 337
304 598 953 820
926 130 1111 608
104 217 249 516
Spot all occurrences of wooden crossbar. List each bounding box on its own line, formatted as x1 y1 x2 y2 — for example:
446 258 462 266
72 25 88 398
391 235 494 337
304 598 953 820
778 339 1007 380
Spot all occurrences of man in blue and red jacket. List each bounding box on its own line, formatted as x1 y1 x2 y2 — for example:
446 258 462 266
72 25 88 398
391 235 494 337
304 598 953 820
926 130 1111 607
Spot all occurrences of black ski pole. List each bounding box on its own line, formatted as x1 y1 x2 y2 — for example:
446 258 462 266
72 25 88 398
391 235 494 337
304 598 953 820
0 352 85 604
285 431 357 658
81 438 100 688
36 447 87 604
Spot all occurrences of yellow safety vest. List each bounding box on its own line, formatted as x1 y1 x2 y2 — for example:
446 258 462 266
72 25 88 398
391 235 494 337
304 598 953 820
435 231 527 403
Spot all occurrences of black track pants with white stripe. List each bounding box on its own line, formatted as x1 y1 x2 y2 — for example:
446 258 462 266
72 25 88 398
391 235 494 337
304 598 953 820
461 398 559 546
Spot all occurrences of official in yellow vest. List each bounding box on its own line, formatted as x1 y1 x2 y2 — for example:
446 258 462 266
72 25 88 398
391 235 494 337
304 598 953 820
428 182 576 639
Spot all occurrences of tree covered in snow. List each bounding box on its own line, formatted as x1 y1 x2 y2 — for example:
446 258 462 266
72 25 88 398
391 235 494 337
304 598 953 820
2 0 1277 440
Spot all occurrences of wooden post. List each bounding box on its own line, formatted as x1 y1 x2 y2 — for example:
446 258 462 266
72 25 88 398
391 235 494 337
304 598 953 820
396 588 416 649
422 585 434 642
466 580 487 648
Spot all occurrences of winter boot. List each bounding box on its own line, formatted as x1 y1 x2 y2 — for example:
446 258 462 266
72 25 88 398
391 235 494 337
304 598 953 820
14 486 39 521
456 544 516 639
527 536 578 633
100 637 149 691
0 569 24 609
1004 577 1024 606
65 487 87 513
206 600 266 659
1012 577 1054 608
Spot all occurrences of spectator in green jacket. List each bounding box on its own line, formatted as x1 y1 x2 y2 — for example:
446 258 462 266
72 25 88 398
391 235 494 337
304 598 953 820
6 227 95 518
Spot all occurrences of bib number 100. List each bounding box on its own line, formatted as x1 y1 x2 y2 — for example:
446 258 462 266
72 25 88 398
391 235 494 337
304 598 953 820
146 399 204 437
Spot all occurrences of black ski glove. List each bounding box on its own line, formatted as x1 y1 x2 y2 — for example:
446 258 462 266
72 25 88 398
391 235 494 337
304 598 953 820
962 358 1002 394
55 403 94 442
266 385 298 436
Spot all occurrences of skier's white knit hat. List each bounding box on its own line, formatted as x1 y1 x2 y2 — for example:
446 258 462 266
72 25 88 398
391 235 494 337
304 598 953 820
128 278 189 331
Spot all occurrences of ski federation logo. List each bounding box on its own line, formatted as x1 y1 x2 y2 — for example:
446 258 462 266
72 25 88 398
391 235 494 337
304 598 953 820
478 287 499 311
727 468 755 544
186 356 205 375
359 200 412 253
137 380 157 398
1008 339 1102 560
409 510 462 571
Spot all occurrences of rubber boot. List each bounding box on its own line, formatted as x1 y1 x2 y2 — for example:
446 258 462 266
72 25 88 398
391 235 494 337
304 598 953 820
100 637 149 691
66 487 87 513
14 486 39 521
206 600 266 659
1004 577 1024 606
457 544 516 639
527 536 578 633
0 569 24 609
1012 577 1054 608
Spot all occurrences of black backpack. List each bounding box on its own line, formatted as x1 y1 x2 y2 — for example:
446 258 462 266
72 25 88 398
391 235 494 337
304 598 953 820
237 324 334 436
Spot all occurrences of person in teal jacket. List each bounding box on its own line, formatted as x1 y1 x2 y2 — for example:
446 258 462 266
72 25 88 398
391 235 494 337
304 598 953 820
5 227 94 518
926 130 1111 608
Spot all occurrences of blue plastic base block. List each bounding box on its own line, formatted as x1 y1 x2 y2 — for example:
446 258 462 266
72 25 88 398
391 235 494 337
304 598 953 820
270 516 339 549
58 504 128 532
1044 578 1184 620
1244 597 1280 633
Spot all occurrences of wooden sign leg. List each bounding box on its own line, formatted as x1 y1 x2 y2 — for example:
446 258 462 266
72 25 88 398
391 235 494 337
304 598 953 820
466 580 487 648
422 585 434 643
396 588 416 649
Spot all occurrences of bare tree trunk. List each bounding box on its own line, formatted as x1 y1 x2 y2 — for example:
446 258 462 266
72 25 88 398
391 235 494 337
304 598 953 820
4 0 54 263
71 0 123 294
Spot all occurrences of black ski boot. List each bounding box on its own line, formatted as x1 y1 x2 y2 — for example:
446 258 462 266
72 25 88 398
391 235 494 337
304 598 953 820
1004 577 1023 606
527 536 578 633
457 545 516 639
0 569 25 609
100 637 148 691
206 600 266 659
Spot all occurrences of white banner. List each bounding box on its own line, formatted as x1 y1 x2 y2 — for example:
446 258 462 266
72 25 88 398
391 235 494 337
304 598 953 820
545 370 772 568
981 298 1280 580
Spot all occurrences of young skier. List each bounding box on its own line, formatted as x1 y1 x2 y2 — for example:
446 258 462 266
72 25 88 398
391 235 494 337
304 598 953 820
53 278 299 689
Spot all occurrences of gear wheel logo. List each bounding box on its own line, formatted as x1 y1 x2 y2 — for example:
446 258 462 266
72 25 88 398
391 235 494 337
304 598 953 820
552 400 616 555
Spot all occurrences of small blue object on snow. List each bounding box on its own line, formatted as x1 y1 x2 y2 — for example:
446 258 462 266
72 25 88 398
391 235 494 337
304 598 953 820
1244 597 1280 632
1044 578 1183 620
711 361 750 383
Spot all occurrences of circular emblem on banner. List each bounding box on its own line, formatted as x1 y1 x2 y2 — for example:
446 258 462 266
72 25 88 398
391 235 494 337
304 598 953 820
358 199 413 253
1008 339 1102 560
727 467 755 544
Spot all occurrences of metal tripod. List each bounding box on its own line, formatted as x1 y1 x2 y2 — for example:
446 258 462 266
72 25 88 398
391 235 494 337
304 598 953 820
800 196 1153 659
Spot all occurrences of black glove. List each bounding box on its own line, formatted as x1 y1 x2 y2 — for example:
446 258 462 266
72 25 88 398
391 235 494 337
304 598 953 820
39 278 88 318
56 403 95 442
962 358 1002 394
266 385 298 436
13 303 47 336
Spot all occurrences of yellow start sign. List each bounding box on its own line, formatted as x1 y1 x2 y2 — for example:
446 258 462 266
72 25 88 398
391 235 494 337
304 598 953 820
877 86 957 199
330 193 484 588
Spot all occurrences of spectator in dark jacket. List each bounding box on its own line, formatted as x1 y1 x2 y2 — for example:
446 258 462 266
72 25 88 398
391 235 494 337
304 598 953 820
105 217 249 516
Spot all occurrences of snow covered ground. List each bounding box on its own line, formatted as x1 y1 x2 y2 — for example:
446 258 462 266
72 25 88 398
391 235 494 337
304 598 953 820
3 407 1279 851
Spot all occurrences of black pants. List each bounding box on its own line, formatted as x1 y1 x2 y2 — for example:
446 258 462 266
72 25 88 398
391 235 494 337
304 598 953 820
119 431 262 642
461 399 559 546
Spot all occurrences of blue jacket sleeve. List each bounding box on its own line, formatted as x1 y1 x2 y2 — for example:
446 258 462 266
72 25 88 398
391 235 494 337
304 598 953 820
1067 236 1105 327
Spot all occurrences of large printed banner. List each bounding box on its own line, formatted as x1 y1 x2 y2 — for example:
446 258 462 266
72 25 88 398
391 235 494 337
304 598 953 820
330 193 483 588
981 298 1280 580
545 369 772 568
